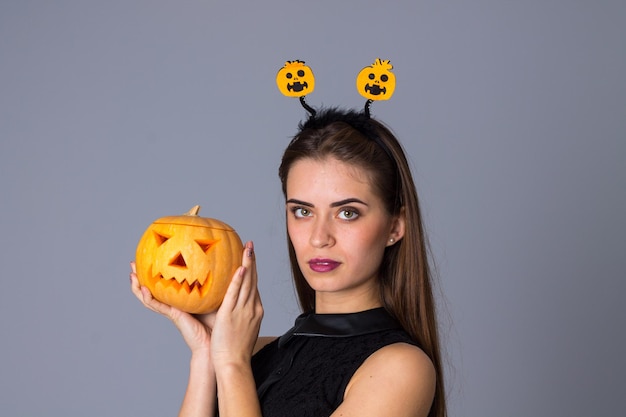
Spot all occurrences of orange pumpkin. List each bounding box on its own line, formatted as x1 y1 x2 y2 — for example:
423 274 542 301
135 205 243 314
356 58 396 101
276 60 315 97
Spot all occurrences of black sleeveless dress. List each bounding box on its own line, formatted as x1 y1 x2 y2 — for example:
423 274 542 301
251 308 418 417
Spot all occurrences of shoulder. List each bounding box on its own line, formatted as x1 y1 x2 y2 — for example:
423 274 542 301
351 342 436 392
339 342 436 417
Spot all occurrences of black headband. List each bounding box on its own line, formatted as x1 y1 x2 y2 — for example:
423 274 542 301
300 108 393 159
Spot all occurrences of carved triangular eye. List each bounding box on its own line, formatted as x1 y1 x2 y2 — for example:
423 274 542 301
153 231 171 246
196 240 214 254
169 252 187 268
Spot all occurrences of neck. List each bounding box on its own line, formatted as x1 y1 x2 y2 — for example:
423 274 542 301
314 290 382 314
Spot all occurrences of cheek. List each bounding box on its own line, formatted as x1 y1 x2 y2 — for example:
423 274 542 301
286 219 305 253
349 228 387 257
347 223 392 264
286 219 318 271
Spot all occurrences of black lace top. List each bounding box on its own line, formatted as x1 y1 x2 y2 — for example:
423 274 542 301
251 308 418 417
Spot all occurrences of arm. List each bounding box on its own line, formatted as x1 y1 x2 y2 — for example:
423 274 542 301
130 241 263 417
178 336 275 417
207 241 265 417
332 343 436 417
178 335 276 417
178 349 217 417
130 263 218 417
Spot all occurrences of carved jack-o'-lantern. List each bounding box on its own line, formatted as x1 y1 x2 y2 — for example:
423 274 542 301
135 205 243 314
276 60 315 97
356 58 396 101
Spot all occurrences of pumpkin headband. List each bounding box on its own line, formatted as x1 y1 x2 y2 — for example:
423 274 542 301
275 58 397 159
275 58 396 118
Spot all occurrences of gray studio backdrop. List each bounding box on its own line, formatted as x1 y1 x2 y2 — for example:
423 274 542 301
1 1 624 416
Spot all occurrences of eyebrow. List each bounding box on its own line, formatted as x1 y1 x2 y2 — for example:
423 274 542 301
286 198 369 208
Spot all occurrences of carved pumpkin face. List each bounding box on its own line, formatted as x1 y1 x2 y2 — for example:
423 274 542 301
135 206 243 314
356 58 396 101
276 60 315 97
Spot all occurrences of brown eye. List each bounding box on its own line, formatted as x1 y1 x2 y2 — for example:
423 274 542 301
293 207 312 218
338 209 359 220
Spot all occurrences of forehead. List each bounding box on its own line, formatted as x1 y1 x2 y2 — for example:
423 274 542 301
286 157 376 199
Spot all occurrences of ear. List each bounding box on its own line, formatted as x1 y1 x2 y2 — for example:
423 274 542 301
386 207 406 246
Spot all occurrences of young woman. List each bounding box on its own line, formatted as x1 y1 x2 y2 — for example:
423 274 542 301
130 107 447 417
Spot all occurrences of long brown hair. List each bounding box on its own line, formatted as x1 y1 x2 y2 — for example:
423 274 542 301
278 108 447 417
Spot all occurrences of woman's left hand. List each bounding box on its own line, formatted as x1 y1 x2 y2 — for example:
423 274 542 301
130 261 217 355
210 241 264 369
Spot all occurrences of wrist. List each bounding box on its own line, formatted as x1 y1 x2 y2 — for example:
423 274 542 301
213 355 251 376
190 349 213 369
214 360 254 389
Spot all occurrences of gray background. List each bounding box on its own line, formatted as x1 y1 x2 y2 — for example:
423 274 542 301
1 1 624 416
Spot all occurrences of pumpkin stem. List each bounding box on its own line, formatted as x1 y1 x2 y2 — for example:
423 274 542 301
185 205 201 216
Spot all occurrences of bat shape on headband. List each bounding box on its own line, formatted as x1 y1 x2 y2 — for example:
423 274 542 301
276 58 396 118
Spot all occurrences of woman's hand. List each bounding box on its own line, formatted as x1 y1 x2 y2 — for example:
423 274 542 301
129 240 262 359
210 241 264 370
130 262 215 354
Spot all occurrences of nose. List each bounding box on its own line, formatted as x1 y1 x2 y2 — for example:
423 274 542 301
309 217 335 248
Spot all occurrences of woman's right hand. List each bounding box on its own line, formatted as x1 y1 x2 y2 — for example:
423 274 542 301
130 262 216 354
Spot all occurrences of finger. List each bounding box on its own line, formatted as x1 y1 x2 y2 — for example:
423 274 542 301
129 272 168 315
138 286 161 313
130 279 161 316
241 241 254 275
130 273 155 310
238 261 256 307
138 285 180 317
129 262 142 297
129 272 144 298
247 242 258 288
248 245 260 306
240 241 259 305
129 264 160 309
220 265 245 312
244 267 260 309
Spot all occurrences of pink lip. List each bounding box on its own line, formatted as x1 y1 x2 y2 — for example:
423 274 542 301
308 258 341 273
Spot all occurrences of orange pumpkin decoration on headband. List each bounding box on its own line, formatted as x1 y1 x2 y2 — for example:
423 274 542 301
135 205 243 314
276 60 315 97
356 58 396 101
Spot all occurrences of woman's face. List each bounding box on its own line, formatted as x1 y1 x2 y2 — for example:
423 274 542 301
285 157 404 312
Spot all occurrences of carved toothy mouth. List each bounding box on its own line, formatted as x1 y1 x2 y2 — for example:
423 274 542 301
147 266 211 296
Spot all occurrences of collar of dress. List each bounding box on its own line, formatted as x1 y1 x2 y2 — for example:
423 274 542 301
278 307 401 348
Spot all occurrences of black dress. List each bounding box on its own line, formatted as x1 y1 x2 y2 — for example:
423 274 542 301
251 307 418 417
